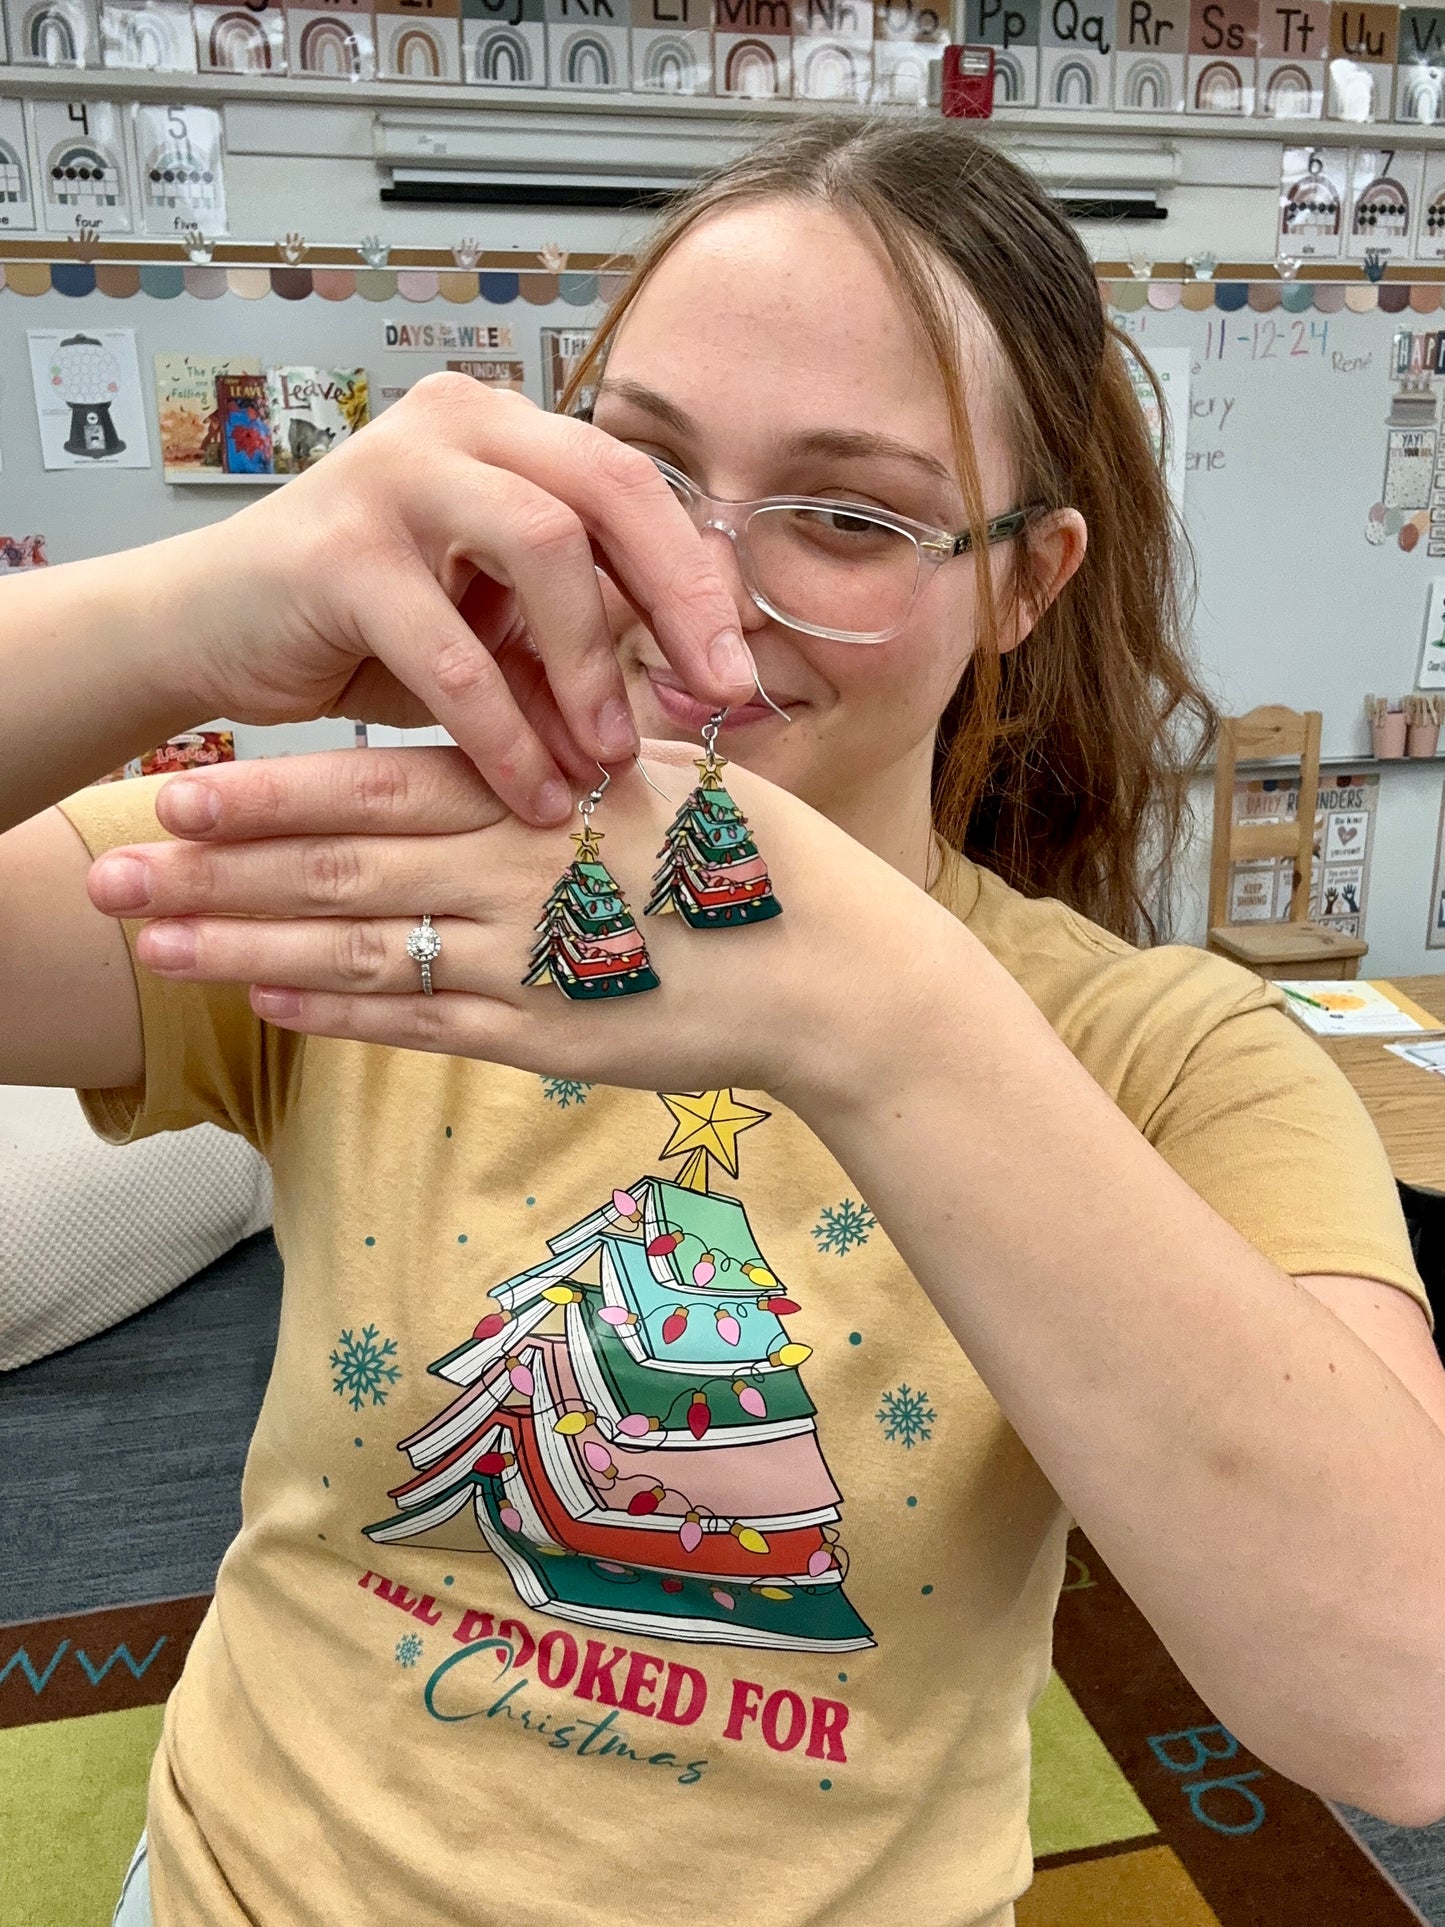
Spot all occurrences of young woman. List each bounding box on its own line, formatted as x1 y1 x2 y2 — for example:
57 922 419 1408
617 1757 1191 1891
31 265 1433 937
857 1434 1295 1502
5 116 1445 1927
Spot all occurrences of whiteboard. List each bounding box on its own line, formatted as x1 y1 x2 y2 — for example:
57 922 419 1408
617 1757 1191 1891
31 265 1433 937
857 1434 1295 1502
1115 296 1437 761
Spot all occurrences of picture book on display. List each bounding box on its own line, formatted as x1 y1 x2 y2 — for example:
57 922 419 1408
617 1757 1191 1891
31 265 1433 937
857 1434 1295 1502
154 355 262 479
267 368 370 473
152 358 369 480
217 375 274 475
1276 980 1445 1036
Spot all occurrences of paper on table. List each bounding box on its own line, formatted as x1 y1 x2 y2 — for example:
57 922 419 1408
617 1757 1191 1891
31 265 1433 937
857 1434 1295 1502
1276 980 1445 1036
1385 1040 1445 1074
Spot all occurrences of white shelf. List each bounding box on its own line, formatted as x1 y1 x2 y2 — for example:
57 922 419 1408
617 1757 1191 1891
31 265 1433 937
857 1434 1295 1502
163 469 290 486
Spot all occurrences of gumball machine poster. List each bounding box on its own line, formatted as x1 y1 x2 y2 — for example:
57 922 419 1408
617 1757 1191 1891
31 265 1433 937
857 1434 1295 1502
26 327 152 470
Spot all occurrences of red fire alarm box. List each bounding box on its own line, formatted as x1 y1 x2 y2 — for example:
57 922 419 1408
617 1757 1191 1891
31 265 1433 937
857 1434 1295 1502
940 44 996 118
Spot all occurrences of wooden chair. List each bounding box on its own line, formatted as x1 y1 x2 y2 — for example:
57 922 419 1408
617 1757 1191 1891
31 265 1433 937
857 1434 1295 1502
1206 705 1369 982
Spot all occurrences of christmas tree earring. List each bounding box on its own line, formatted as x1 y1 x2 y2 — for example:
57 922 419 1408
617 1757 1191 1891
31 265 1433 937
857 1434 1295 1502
523 765 661 1001
645 709 783 930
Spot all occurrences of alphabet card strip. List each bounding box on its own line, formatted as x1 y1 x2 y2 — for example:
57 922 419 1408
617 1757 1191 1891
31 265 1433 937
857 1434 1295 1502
959 0 1039 105
712 0 792 97
1326 0 1398 118
1256 0 1326 115
194 0 288 71
1113 0 1187 110
2 0 98 65
376 0 462 82
630 0 712 91
1039 0 1114 107
284 0 377 81
99 0 196 70
1395 4 1445 121
1187 0 1258 113
545 0 629 90
462 0 546 86
791 0 871 100
871 0 947 105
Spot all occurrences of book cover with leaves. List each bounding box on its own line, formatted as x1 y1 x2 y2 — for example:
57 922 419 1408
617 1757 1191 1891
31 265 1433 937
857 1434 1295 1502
267 367 370 473
217 374 274 475
154 354 261 478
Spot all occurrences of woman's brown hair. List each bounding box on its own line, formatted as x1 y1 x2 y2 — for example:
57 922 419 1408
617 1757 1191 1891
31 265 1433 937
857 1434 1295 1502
560 114 1217 945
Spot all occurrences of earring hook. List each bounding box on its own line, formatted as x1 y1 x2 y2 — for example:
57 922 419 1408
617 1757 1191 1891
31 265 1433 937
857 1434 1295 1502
630 757 672 800
582 757 673 807
710 670 794 731
578 764 611 819
751 668 792 722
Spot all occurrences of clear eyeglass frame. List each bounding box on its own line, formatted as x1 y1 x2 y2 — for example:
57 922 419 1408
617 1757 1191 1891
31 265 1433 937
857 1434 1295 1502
645 452 1041 646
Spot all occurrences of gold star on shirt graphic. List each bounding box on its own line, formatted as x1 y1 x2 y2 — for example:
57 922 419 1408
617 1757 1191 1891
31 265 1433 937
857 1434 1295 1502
658 1089 770 1191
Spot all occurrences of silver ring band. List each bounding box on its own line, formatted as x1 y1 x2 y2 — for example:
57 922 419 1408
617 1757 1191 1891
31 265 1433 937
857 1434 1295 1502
404 914 441 995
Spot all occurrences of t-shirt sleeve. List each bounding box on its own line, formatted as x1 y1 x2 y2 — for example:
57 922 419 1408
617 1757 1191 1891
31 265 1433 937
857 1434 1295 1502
54 773 301 1158
1141 983 1433 1330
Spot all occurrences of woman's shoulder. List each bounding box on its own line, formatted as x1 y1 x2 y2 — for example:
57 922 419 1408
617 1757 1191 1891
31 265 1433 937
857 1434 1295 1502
958 859 1293 1097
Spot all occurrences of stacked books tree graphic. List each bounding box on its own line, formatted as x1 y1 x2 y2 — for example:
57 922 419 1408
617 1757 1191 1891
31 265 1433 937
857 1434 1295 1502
645 740 782 930
366 1091 873 1652
522 820 659 1002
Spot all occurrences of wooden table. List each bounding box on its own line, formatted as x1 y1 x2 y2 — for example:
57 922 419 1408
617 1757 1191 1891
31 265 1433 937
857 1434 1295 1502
1316 975 1445 1191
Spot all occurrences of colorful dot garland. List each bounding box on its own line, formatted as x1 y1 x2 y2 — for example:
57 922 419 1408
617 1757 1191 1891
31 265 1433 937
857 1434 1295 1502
0 260 623 303
1100 276 1441 316
2 258 1441 315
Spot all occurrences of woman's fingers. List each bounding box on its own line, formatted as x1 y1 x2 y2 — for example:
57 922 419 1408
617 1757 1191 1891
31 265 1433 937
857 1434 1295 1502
337 557 577 824
391 379 762 712
91 825 535 922
134 913 516 999
150 748 507 843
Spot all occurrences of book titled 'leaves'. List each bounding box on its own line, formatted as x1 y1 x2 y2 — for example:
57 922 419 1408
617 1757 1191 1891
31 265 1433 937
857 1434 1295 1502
268 367 370 473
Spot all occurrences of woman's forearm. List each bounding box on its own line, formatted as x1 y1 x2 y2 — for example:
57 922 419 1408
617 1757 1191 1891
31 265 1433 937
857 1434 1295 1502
1 534 218 832
787 913 1445 1826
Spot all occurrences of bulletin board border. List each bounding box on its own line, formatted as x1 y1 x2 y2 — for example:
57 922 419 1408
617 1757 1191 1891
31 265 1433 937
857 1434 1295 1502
6 255 1445 309
0 257 627 303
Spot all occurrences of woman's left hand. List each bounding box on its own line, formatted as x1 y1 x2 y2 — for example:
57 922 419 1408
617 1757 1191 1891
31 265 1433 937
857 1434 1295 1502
85 745 939 1108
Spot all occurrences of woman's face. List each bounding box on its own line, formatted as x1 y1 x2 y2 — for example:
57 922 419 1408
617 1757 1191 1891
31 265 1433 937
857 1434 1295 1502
592 198 1047 818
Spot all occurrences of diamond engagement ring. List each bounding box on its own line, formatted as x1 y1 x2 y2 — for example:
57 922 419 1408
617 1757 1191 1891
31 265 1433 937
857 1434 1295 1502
405 914 442 994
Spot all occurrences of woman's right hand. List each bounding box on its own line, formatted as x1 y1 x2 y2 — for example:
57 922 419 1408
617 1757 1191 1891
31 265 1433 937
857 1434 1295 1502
169 373 756 825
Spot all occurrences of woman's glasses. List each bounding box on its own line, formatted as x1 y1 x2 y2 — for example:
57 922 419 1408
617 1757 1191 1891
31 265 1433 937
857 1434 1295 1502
647 453 1038 646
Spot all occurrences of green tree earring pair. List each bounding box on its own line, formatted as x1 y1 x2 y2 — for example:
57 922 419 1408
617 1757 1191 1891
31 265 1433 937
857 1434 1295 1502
523 711 783 1003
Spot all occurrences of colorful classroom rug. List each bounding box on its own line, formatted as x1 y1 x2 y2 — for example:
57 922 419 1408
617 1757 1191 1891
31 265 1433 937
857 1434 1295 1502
0 1532 1427 1927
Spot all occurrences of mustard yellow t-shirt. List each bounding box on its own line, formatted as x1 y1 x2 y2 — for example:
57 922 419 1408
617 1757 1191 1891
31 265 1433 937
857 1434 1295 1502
56 773 1430 1927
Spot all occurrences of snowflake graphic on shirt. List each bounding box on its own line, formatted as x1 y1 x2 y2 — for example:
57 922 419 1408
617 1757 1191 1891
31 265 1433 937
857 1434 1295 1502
813 1198 877 1256
395 1633 425 1668
540 1077 594 1108
877 1385 936 1450
330 1325 401 1411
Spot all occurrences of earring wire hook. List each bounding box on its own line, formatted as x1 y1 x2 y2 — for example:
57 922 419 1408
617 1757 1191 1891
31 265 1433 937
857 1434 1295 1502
583 665 792 812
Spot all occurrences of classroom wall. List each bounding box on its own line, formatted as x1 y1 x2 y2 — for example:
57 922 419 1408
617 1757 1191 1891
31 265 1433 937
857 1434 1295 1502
5 92 1445 973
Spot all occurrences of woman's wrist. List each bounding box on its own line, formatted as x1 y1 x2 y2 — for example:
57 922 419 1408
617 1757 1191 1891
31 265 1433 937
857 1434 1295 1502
0 533 221 831
774 880 978 1126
